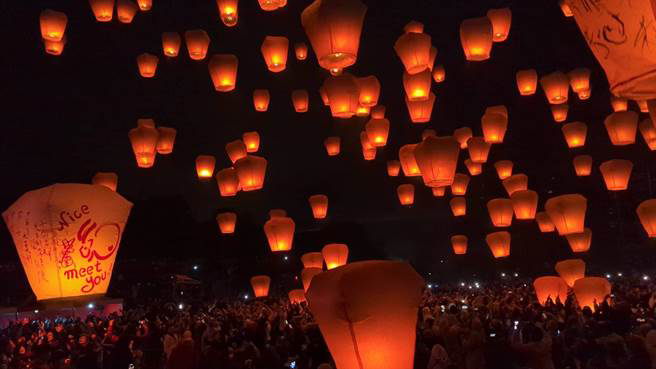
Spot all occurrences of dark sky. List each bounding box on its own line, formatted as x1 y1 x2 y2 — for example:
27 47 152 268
1 0 655 281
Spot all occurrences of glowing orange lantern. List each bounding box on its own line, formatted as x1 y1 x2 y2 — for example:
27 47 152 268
288 289 306 304
387 160 401 177
566 228 591 253
533 277 568 306
195 155 216 179
403 69 431 101
637 199 656 237
371 105 385 118
242 132 260 153
128 123 159 168
40 9 67 41
511 190 538 220
261 36 289 72
399 144 421 177
637 99 649 113
217 212 237 234
137 0 151 11
406 92 435 123
185 30 210 60
250 276 271 297
394 32 432 74
295 42 308 60
235 155 267 191
269 209 287 219
355 76 380 107
487 8 511 42
459 17 493 61
302 253 324 269
599 159 633 191
516 69 537 95
536 212 555 232
216 168 240 197
572 155 592 176
258 0 283 11
486 231 510 258
117 0 138 23
365 118 390 147
433 64 445 83
573 277 611 312
43 37 66 56
92 172 118 192
264 216 295 252
253 89 270 111
432 186 446 197
451 173 470 196
561 121 587 148
397 184 415 206
481 112 507 144
494 160 513 180
568 68 590 94
555 259 585 288
450 197 466 216
422 129 437 140
540 72 569 104
502 174 528 196
323 74 360 118
89 0 114 22
545 194 587 236
301 268 323 292
162 32 181 57
360 132 376 160
451 235 467 255
548 105 568 124
216 0 238 27
292 89 309 112
404 20 424 33
560 0 573 16
604 111 638 146
322 243 348 270
208 54 238 92
154 127 175 155
308 195 329 219
487 198 514 227
610 96 628 112
137 53 158 78
464 159 482 176
324 137 341 156
414 136 460 187
467 137 491 163
226 140 247 164
454 127 473 149
639 119 656 150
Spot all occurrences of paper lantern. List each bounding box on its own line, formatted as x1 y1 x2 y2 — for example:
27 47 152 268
573 277 611 312
555 259 586 288
89 0 114 22
460 17 493 61
324 137 341 156
397 184 415 206
560 0 573 16
599 159 633 191
487 199 514 227
502 174 528 196
404 20 424 34
399 144 421 177
302 253 324 269
451 235 467 255
387 160 401 177
2 184 132 300
578 88 591 100
467 137 491 163
568 68 591 93
92 172 118 192
550 104 569 123
464 159 482 176
305 261 424 369
356 76 380 107
450 197 466 216
565 228 591 253
184 30 210 60
365 118 390 147
487 8 511 42
451 173 470 196
403 69 431 101
481 112 507 144
128 123 159 168
40 9 67 41
535 212 555 232
308 195 329 219
217 212 237 234
356 105 370 117
323 74 360 118
288 289 306 304
136 53 158 78
258 0 283 11
44 37 66 56
422 129 437 140
226 140 247 164
637 199 656 237
561 122 587 148
639 119 656 150
301 268 323 292
394 32 432 74
117 0 138 23
371 105 385 119
610 96 628 112
414 136 460 187
432 186 446 197
295 42 308 60
637 99 649 113
195 155 216 179
453 127 473 149
242 132 260 153
208 54 238 92
250 276 271 298
216 168 240 197
301 0 367 70
360 132 376 160
253 89 270 112
486 231 510 258
322 243 348 270
433 64 445 83
545 194 587 236
137 0 151 11
261 36 289 72
216 0 238 27
516 69 537 95
533 277 568 306
269 209 287 219
511 190 538 220
572 155 592 176
264 216 295 252
292 89 309 112
405 93 435 123
540 72 569 104
153 127 175 155
604 111 638 146
494 160 513 180
235 155 267 191
162 32 181 57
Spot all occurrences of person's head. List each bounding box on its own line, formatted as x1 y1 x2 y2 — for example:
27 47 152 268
47 331 54 342
182 330 193 342
78 334 88 346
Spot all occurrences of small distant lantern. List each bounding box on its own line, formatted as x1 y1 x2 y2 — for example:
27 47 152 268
433 64 445 83
365 118 390 147
573 277 611 312
637 99 649 113
560 0 573 17
535 212 555 232
637 199 656 238
403 69 432 101
555 259 586 288
185 30 210 60
258 0 282 11
196 155 216 179
253 89 270 111
162 32 181 57
568 68 591 94
610 96 628 112
397 184 415 206
322 243 348 270
432 186 446 197
216 0 238 27
301 268 323 291
487 198 514 227
399 144 421 177
467 137 491 163
551 104 569 123
235 155 267 191
216 168 240 197
371 105 386 119
450 197 466 216
44 37 66 56
242 132 260 153
137 53 158 78
217 212 237 234
502 174 528 196
261 36 289 72
356 76 380 107
295 42 308 60
292 89 309 112
288 289 306 304
117 0 138 23
599 159 633 191
302 253 324 269
406 93 436 123
387 160 401 176
494 160 513 180
128 123 159 168
324 137 341 156
92 172 118 192
481 112 507 144
511 190 538 220
464 159 482 176
250 276 271 298
403 20 424 34
453 127 473 149
459 17 493 61
485 105 507 118
422 129 437 140
40 9 67 42
360 132 376 160
309 195 329 219
516 69 537 95
414 136 460 187
566 228 591 253
561 121 587 148
89 0 114 22
322 74 360 118
208 54 238 92
486 231 510 258
137 0 152 11
264 216 295 252
226 140 248 164
604 111 638 146
487 8 511 42
450 173 470 196
572 155 592 176
540 72 569 104
545 194 587 236
394 32 432 74
533 277 568 306
451 235 468 255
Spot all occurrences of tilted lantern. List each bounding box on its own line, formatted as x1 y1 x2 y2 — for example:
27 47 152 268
433 64 445 83
572 155 592 176
599 159 633 191
540 72 569 104
250 276 271 298
450 173 470 196
322 243 348 270
432 186 446 197
216 168 240 197
486 231 510 258
117 0 138 23
40 9 67 41
566 228 591 253
261 36 289 72
399 144 421 177
301 268 323 292
397 184 415 206
289 289 306 304
242 132 260 153
404 20 424 33
89 0 114 22
555 259 586 288
573 277 611 312
464 159 482 176
185 30 210 60
43 37 66 56
217 212 237 234
356 76 381 107
487 8 511 42
403 69 432 101
511 190 538 220
365 118 390 147
610 96 628 112
450 197 466 216
128 123 159 168
453 127 473 149
467 137 491 163
451 235 468 255
226 140 248 164
516 69 537 95
235 155 267 191
413 136 460 187
309 195 329 219
494 160 513 180
92 172 118 192
406 93 435 123
264 216 295 252
253 89 270 112
394 32 432 74
292 89 309 112
637 99 649 113
302 252 324 269
551 104 569 123
487 198 514 227
137 53 158 78
371 105 385 119
535 212 555 232
322 74 360 118
604 111 638 146
568 68 591 94
195 155 216 179
208 54 238 92
561 121 587 148
216 0 238 27
459 17 493 61
387 160 401 177
545 194 587 236
533 276 568 306
324 137 341 156
637 199 656 238
481 112 507 143
295 42 308 60
502 173 528 196
162 32 181 57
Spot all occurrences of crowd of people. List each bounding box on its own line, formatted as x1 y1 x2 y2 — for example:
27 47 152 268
1 276 656 369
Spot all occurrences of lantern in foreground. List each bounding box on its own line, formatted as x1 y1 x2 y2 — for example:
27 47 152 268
208 54 238 92
387 160 401 176
433 64 445 83
302 268 323 292
309 195 329 219
264 216 295 252
399 144 421 177
137 53 158 78
572 155 592 176
533 277 568 305
511 190 538 220
43 37 66 56
292 89 309 112
117 0 138 23
92 172 118 192
40 9 67 41
464 159 482 176
545 194 587 236
2 184 132 300
451 173 470 196
365 118 390 147
486 231 510 258
453 127 472 149
568 68 591 93
516 69 537 95
637 199 656 238
356 76 380 107
397 184 415 206
185 30 210 60
573 277 611 312
322 243 348 270
487 8 511 42
269 209 287 219
226 140 247 164
487 198 514 227
494 160 513 180
599 159 633 191
459 17 493 61
242 132 260 153
162 32 181 57
406 93 435 123
451 235 467 255
561 122 587 148
555 259 586 288
566 228 591 253
195 155 216 179
250 276 271 298
216 0 238 27
295 42 308 60
535 212 555 232
302 252 324 269
540 72 569 104
253 89 270 111
323 74 360 118
371 105 385 118
610 96 628 112
235 155 267 191
128 123 159 168
324 137 341 156
89 0 114 22
639 119 656 150
604 111 638 146
414 136 460 187
216 168 240 197
403 69 432 101
261 36 289 72
217 212 237 234
450 197 466 216
467 137 491 163
137 0 151 11
481 112 507 143
432 186 446 197
502 174 528 196
301 0 367 71
394 32 432 74
551 104 569 123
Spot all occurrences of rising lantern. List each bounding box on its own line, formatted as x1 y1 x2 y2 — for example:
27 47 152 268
162 32 181 57
610 96 628 112
540 72 569 104
397 184 415 206
413 136 460 187
40 9 67 41
566 228 592 253
258 0 283 11
451 235 468 255
533 276 568 305
261 36 289 72
356 105 370 117
550 104 568 123
502 174 528 196
494 160 513 180
371 105 385 118
432 186 446 197
394 32 432 74
250 276 271 298
486 231 510 258
572 155 592 176
360 132 376 160
406 93 436 123
356 76 381 107
451 173 470 196
604 111 638 146
137 0 151 11
511 190 538 220
89 0 114 22
226 140 248 164
322 74 360 118
137 53 158 78
301 268 323 292
387 160 401 177
217 212 237 234
264 216 295 252
459 17 493 61
215 168 240 197
487 8 511 42
128 123 159 168
309 195 329 219
253 89 270 111
184 30 210 60
467 137 491 163
302 252 324 269
44 37 66 56
288 289 306 304
561 121 587 148
454 127 473 149
545 194 587 236
117 0 138 23
92 172 118 192
208 54 238 92
450 197 466 216
235 156 267 191
242 132 260 153
216 0 238 27
365 118 390 147
322 243 348 270
487 198 514 227
555 259 586 288
516 69 537 95
535 212 555 232
295 42 308 60
464 159 482 176
567 68 591 94
324 137 341 156
399 144 421 177
573 277 611 312
433 64 445 83
292 89 309 112
403 69 432 101
637 199 656 238
195 155 216 179
481 112 507 143
599 159 633 191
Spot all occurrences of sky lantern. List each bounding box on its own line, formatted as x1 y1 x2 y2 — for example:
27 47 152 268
301 268 323 292
2 184 132 301
137 0 151 11
516 69 537 95
89 0 114 22
487 198 514 227
464 159 482 176
292 89 309 112
406 93 435 123
540 72 569 104
555 259 586 288
551 104 569 123
371 105 385 118
360 132 376 160
301 0 367 71
323 74 360 118
261 36 289 72
258 0 283 11
269 209 287 219
242 132 260 153
494 160 513 180
533 277 568 306
560 0 573 16
422 129 437 140
535 212 555 232
433 64 445 83
195 155 216 179
637 199 656 237
604 111 638 146
394 32 432 74
309 195 329 219
253 89 270 111
295 42 308 60
128 123 159 168
404 20 424 33
306 261 424 369
137 53 158 78
545 194 587 236
264 216 295 252
481 112 507 144
397 184 415 206
356 76 381 107
162 32 181 57
217 212 237 234
561 121 587 148
428 47 437 70
486 231 510 258
460 17 493 61
250 276 271 298
44 37 66 56
322 243 349 270
567 68 591 94
414 136 460 187
639 119 656 150
92 172 118 192
185 30 210 60
487 8 511 42
324 137 341 156
216 0 238 27
432 186 446 197
208 54 238 92
572 155 592 176
365 118 390 147
235 155 267 191
599 159 633 191
288 289 306 304
117 0 138 23
637 99 649 113
502 174 528 196
566 228 592 253
577 88 591 100
573 277 611 312
610 96 628 112
403 69 432 101
453 127 473 149
155 127 176 155
399 144 421 177
467 137 491 163
216 168 240 197
450 197 466 216
302 252 324 269
40 9 67 42
451 235 468 255
451 173 470 196
226 140 247 164
511 190 538 220
387 160 401 177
